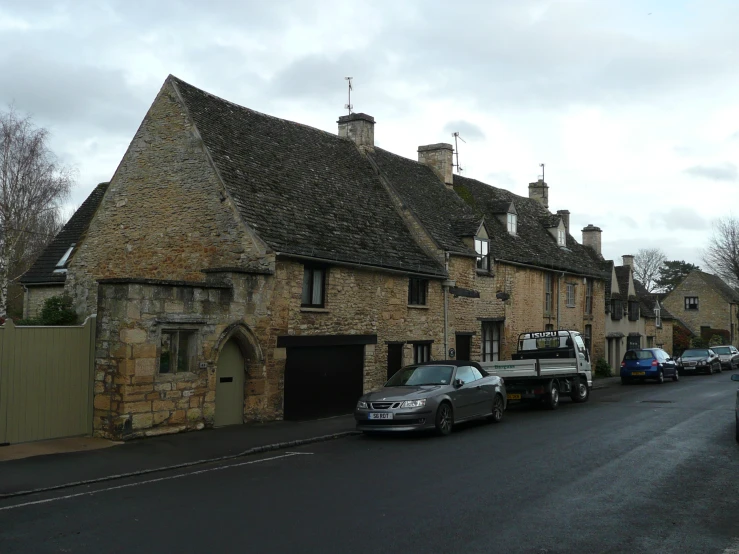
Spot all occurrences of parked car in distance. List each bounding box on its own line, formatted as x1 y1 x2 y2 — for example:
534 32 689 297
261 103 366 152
711 345 739 371
731 374 739 443
676 348 722 375
621 348 678 385
354 361 506 436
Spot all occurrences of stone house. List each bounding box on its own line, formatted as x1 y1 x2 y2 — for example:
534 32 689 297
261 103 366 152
661 270 739 347
22 75 607 439
634 279 674 354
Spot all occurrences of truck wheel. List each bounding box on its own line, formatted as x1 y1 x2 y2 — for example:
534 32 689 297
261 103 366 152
434 402 454 436
570 377 589 403
546 381 560 410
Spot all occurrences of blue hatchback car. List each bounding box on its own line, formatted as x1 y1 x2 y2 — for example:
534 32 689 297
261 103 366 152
621 348 679 385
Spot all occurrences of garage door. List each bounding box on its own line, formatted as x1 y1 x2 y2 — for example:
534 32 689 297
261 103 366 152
284 345 364 420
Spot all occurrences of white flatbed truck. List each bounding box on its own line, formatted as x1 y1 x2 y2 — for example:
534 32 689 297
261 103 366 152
480 330 592 410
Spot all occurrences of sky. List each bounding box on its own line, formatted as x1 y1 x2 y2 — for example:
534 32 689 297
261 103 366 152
1 0 737 268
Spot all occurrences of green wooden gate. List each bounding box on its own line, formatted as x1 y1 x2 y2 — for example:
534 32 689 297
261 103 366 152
0 316 96 445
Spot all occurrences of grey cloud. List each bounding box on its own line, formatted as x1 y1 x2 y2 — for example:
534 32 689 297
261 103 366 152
650 207 708 230
443 121 485 141
684 163 738 182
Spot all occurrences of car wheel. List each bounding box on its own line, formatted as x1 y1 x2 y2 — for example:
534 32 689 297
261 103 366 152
570 377 589 403
434 402 454 436
546 381 560 410
717 363 723 373
672 370 679 382
656 370 664 384
489 394 504 424
621 377 630 385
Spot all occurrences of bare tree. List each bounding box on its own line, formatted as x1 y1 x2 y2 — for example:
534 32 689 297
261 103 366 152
633 248 667 292
703 216 739 288
0 107 74 316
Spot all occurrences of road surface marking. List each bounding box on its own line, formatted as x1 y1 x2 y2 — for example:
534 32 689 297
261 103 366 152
0 452 311 512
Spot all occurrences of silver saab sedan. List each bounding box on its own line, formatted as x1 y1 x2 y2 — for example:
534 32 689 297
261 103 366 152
354 361 506 436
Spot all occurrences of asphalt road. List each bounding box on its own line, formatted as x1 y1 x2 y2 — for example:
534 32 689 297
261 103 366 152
2 373 739 554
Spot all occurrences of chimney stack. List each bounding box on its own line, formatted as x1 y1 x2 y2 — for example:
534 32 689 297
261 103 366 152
528 178 549 208
581 224 603 257
622 254 634 267
418 143 454 188
338 113 375 150
556 210 570 235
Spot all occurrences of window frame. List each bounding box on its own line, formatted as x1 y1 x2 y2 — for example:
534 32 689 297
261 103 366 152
159 329 198 374
475 237 490 272
482 322 501 362
566 283 575 307
506 213 517 235
655 306 662 328
585 279 593 315
628 300 640 321
413 343 431 364
544 273 553 315
408 278 428 306
684 296 699 310
301 265 327 308
557 229 566 246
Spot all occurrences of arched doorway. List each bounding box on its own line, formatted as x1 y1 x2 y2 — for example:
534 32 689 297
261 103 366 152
215 339 246 427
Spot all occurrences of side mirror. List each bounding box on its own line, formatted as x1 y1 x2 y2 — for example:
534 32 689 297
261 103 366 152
454 378 464 388
731 374 739 382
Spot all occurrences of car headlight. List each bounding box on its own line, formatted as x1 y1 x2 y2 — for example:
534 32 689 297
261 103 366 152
698 359 707 365
356 401 368 409
401 399 426 408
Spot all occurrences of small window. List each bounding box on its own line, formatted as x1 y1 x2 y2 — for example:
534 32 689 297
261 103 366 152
611 299 623 320
52 244 76 274
475 238 490 271
302 266 326 307
566 284 575 307
685 297 699 310
627 335 641 351
160 330 197 374
507 213 517 235
408 278 428 305
413 343 431 364
557 229 566 246
655 307 662 328
628 301 640 321
647 336 655 348
585 279 593 315
482 322 501 362
544 273 553 314
545 323 554 332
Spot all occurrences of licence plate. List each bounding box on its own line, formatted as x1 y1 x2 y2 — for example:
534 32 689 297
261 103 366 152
507 393 522 400
369 413 393 420
631 371 645 376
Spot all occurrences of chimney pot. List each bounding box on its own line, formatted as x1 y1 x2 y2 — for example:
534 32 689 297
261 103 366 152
337 113 375 150
581 224 603 258
622 254 634 267
418 143 454 188
529 179 549 208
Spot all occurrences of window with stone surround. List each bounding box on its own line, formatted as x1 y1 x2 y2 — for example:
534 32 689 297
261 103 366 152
655 306 662 328
475 237 490 271
482 322 501 362
544 273 553 314
610 299 623 320
557 229 566 246
628 300 640 321
408 278 428 306
302 265 326 307
160 330 197 374
585 279 593 315
413 343 431 364
684 296 699 310
507 213 517 235
566 284 575 307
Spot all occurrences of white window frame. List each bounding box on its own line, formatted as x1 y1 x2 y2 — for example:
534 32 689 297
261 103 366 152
585 279 593 315
475 238 490 272
557 229 566 246
53 244 76 274
655 306 662 328
507 213 517 235
566 283 575 307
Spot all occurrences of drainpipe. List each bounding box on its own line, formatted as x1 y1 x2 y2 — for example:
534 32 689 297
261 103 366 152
444 252 449 359
557 272 564 330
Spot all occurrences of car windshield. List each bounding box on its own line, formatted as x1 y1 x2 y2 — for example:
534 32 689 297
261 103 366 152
385 365 454 386
712 347 731 355
624 351 653 360
682 349 709 357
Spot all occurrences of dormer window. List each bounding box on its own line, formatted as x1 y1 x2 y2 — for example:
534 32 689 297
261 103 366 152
557 229 566 246
655 306 662 328
507 213 517 235
52 244 75 274
475 237 490 272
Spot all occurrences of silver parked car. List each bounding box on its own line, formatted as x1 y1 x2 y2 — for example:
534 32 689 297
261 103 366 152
712 345 739 370
354 361 506 436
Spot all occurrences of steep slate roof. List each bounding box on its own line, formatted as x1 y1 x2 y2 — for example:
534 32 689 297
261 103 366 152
614 266 636 300
171 76 444 277
20 183 109 285
634 278 674 319
453 174 607 277
367 147 479 255
696 271 739 303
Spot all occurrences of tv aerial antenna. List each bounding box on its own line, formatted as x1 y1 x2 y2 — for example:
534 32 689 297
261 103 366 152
344 77 353 115
452 132 466 174
538 162 545 181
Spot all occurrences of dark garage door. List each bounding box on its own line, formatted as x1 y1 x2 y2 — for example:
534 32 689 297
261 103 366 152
284 345 365 420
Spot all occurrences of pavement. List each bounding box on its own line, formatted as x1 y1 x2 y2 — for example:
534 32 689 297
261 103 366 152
2 372 738 553
0 376 622 497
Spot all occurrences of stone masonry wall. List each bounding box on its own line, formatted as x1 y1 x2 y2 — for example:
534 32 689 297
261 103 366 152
662 272 738 346
66 79 264 317
94 272 275 439
23 285 64 319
